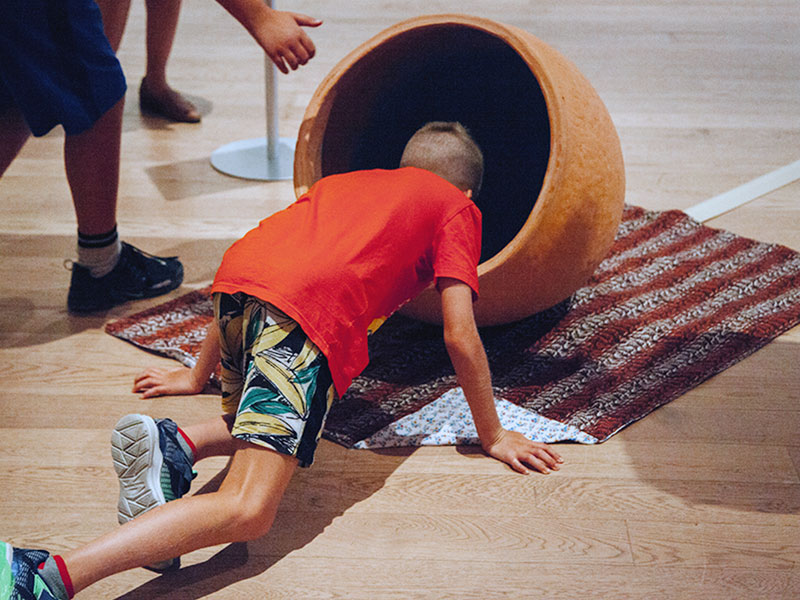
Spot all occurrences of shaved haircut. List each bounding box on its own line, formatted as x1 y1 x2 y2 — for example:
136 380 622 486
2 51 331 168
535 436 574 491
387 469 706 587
400 122 484 197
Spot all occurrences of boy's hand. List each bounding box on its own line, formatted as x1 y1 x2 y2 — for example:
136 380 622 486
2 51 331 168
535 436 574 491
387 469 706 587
255 10 322 73
132 367 205 398
482 429 564 475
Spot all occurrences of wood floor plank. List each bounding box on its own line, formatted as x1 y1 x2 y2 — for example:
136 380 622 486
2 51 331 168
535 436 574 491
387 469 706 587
628 520 800 570
618 403 800 446
5 510 633 567
533 477 800 526
662 336 800 412
90 560 800 600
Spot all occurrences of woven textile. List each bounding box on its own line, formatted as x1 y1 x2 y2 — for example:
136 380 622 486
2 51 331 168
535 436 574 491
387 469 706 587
106 206 800 447
106 287 214 369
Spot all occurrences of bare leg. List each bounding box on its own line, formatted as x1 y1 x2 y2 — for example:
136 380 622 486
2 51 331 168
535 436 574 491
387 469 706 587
144 0 181 86
63 98 124 236
94 0 132 53
140 0 201 122
64 0 131 237
63 432 297 595
182 413 239 461
0 107 31 176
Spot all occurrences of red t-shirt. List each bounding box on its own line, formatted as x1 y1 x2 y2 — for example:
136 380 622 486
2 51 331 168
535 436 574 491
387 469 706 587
212 167 482 396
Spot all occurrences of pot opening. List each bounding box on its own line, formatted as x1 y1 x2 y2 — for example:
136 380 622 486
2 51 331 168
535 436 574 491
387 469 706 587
319 23 551 263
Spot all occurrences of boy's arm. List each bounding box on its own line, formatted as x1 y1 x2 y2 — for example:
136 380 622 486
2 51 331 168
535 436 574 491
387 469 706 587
133 322 221 398
214 0 322 73
439 278 563 474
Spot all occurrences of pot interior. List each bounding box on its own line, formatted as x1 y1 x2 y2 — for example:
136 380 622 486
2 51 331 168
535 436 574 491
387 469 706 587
319 23 551 262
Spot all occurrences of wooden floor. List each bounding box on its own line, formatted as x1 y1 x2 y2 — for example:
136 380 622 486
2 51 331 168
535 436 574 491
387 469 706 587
1 1 799 598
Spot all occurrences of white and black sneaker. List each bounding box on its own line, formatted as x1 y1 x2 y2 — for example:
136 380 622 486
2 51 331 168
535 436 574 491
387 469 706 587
67 242 183 313
111 414 195 571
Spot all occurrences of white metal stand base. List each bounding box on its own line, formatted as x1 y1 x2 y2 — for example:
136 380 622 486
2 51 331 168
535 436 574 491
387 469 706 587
209 1 294 182
210 136 295 181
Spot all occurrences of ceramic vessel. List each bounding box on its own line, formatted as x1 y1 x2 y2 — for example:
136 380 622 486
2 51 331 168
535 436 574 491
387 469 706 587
294 14 625 326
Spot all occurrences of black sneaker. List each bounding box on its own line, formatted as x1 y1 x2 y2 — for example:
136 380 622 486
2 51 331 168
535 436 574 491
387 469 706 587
67 242 183 313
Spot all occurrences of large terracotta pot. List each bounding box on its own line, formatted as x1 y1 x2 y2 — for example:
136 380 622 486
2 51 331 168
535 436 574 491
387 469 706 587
294 14 625 326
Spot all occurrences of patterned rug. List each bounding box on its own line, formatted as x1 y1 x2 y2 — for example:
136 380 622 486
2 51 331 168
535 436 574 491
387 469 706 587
106 206 800 448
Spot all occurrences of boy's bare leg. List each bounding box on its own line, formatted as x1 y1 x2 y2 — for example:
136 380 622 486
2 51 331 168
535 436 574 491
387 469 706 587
182 413 239 461
3 97 124 236
62 434 297 595
2 99 123 236
94 0 132 52
86 0 129 211
140 0 201 122
0 107 31 176
144 0 181 85
63 98 124 235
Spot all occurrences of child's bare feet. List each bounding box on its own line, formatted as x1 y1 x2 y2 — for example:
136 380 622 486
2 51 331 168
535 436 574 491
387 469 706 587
139 77 201 123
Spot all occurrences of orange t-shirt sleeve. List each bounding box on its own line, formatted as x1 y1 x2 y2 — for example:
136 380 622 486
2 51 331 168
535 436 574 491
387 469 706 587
432 204 482 298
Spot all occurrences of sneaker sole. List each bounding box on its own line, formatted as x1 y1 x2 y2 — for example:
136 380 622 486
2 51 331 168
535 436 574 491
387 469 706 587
111 414 179 571
111 414 166 523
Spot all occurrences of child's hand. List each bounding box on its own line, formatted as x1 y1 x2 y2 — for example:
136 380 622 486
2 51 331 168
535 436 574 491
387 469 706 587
482 429 564 475
132 367 205 398
257 10 322 73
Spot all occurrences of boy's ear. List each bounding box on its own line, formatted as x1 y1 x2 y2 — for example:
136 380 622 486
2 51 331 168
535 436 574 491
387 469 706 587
464 189 473 199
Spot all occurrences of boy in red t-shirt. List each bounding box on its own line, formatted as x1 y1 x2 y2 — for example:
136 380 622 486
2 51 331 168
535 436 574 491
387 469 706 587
0 123 562 599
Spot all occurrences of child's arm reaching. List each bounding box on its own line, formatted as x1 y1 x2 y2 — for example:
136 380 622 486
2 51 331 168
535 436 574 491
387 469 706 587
215 0 322 73
133 322 221 398
438 278 563 475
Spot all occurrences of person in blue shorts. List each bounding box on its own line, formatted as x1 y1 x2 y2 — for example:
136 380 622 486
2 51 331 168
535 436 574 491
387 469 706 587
0 0 185 312
0 0 321 314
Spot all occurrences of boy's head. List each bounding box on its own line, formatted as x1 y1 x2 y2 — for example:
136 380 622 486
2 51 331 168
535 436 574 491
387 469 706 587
400 121 484 198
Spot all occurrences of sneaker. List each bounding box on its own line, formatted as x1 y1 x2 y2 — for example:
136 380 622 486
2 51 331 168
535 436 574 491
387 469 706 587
0 542 60 600
110 414 195 571
67 242 184 313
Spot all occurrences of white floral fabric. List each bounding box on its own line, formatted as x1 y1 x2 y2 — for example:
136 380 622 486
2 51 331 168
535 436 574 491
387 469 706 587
353 388 597 448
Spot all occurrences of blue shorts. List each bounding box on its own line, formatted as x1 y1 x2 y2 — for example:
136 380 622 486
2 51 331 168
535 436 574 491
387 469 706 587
0 0 127 136
214 292 336 468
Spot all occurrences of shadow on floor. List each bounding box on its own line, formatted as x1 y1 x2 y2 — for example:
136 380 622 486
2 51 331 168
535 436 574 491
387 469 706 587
0 235 232 348
620 337 800 516
122 91 214 134
145 157 266 202
113 444 415 599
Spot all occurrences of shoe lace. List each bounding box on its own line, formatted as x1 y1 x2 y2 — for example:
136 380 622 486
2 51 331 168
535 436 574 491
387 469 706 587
123 245 150 283
126 242 178 262
122 243 179 284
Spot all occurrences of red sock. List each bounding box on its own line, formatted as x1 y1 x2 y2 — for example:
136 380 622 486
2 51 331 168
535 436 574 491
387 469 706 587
38 556 74 599
177 426 197 460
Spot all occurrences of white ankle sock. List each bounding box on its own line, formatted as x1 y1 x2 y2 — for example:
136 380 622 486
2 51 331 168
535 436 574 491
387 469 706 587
77 228 122 278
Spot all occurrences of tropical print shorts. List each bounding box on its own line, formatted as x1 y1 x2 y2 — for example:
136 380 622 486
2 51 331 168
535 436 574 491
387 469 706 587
214 292 335 467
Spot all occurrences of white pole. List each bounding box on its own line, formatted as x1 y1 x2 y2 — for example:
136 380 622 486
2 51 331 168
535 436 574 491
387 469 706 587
265 59 279 161
209 0 296 180
265 0 279 161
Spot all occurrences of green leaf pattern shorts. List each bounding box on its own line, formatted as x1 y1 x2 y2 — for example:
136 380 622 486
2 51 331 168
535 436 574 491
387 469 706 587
214 292 335 467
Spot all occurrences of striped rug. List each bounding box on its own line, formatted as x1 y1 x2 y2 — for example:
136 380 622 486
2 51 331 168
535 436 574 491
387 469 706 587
106 205 800 447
